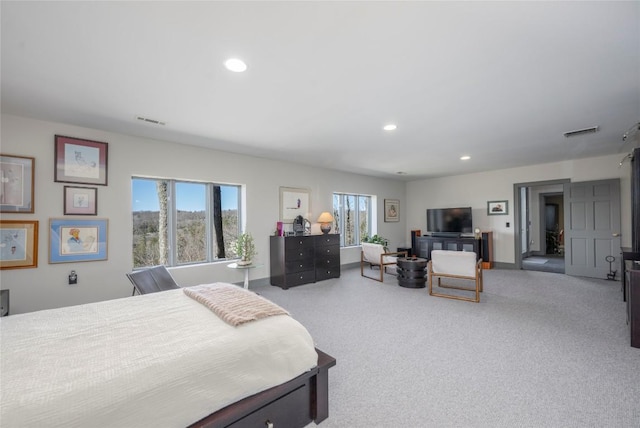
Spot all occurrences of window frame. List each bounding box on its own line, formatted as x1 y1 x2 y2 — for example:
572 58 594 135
333 192 374 247
132 176 242 268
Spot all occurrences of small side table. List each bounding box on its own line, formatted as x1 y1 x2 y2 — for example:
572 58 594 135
396 257 427 288
227 262 263 289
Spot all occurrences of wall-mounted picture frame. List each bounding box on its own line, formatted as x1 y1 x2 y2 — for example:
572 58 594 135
49 218 108 263
0 154 35 213
384 199 400 222
64 186 97 215
279 187 310 223
0 220 38 270
54 135 108 186
487 200 508 215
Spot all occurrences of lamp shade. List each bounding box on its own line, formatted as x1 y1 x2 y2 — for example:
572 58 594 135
317 212 334 223
317 212 334 234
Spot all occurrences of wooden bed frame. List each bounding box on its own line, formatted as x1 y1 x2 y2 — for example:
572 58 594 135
189 348 336 428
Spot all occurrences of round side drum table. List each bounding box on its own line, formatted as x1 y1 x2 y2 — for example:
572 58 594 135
397 257 427 288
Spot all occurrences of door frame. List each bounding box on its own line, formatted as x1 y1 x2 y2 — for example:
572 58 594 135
540 192 563 255
513 179 570 270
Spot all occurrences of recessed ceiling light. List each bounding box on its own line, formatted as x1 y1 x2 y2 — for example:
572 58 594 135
224 58 247 72
383 124 397 131
460 156 471 160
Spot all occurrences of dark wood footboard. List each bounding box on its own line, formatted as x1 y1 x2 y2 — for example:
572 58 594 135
189 348 336 428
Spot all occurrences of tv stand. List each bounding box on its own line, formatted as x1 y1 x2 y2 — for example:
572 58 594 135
415 235 481 261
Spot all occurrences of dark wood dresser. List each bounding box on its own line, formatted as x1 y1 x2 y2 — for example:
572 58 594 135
270 234 340 289
627 263 640 348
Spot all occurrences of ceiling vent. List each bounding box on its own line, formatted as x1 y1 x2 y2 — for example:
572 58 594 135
136 116 166 126
563 126 599 138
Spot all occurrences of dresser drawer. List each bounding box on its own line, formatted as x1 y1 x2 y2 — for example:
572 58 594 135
285 258 315 273
315 234 340 247
284 237 314 251
315 244 339 258
285 246 315 261
285 270 315 287
316 265 340 281
228 382 311 428
315 254 339 269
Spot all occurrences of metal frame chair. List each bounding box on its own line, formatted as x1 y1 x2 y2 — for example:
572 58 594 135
126 265 180 295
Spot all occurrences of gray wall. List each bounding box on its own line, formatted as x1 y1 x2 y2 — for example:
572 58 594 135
405 156 632 264
2 113 633 314
1 114 406 314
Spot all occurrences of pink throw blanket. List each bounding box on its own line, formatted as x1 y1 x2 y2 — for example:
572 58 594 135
183 283 289 326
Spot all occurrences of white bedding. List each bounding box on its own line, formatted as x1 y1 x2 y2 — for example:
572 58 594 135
0 285 318 427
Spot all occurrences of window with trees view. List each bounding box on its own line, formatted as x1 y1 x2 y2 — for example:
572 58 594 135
332 193 372 247
132 177 241 268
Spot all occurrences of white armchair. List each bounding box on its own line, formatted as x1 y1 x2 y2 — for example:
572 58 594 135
427 250 483 302
360 243 408 282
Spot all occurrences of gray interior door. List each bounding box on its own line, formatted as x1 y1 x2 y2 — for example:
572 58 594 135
564 179 621 278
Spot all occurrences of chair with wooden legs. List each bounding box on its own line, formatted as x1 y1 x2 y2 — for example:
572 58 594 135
360 243 408 282
427 250 483 303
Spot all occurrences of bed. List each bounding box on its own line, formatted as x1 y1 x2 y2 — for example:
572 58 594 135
0 283 335 427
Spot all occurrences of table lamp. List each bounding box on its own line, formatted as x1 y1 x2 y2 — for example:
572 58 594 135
317 212 334 234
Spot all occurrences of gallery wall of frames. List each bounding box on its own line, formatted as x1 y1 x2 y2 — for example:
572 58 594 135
1 135 109 271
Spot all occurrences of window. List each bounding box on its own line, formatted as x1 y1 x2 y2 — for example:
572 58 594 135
132 177 240 268
333 193 372 247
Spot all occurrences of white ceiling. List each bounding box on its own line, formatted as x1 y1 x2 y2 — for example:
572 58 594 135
2 1 639 181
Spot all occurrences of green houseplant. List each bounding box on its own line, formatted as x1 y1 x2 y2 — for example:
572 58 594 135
235 232 257 266
362 234 389 251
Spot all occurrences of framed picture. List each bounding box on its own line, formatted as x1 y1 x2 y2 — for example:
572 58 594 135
1 154 35 213
487 200 508 215
49 218 108 263
384 199 400 222
64 186 97 215
0 220 38 270
279 187 310 223
54 135 108 186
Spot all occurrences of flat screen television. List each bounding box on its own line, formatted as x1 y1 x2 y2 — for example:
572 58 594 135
426 207 473 236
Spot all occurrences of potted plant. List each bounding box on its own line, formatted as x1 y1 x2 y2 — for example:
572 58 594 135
362 234 389 251
235 232 257 266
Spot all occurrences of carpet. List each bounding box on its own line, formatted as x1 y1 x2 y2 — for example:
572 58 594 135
252 267 640 428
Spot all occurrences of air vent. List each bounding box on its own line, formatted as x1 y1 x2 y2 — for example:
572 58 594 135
563 126 599 138
136 116 166 126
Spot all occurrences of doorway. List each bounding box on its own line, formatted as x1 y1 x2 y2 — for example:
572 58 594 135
514 180 568 274
514 179 622 278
